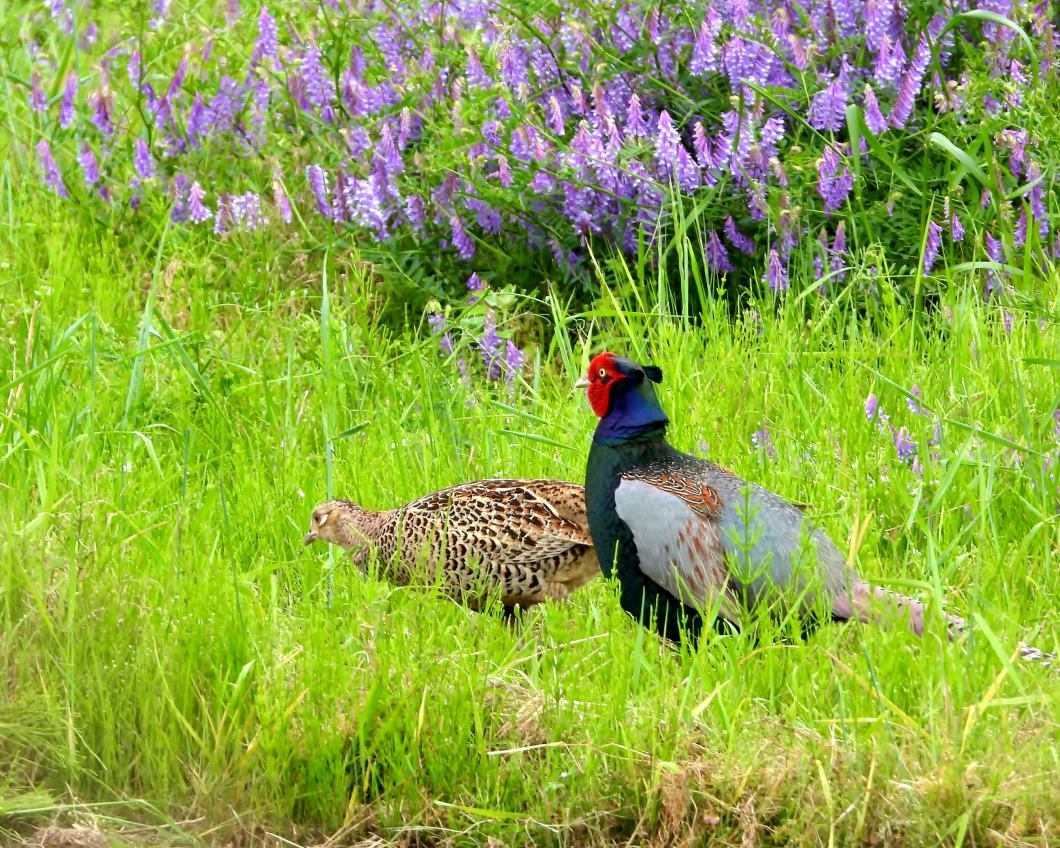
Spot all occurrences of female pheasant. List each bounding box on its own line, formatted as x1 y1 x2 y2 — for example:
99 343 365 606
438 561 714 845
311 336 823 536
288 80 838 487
577 352 1054 666
304 479 599 611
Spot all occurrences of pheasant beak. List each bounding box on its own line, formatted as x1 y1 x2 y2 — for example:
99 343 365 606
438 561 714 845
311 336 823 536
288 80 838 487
303 531 317 545
574 375 590 389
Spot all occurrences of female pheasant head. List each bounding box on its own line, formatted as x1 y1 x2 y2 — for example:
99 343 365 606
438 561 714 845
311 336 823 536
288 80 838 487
303 499 375 550
576 352 669 443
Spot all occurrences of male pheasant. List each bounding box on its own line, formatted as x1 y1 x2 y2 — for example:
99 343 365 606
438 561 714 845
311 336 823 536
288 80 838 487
577 352 1054 667
304 479 599 611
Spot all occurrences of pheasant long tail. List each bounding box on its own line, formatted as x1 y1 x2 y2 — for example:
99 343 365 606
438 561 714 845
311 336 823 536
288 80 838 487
835 580 1056 670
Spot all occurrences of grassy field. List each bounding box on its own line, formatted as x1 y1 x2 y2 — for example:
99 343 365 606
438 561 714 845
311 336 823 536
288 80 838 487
2 178 1059 846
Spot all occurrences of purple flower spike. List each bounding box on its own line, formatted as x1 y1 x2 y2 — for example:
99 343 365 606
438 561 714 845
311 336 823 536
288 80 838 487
951 212 965 242
306 165 332 219
450 214 475 259
133 137 155 180
725 216 755 255
923 220 942 272
906 385 924 416
30 72 47 113
272 170 292 224
752 425 777 458
654 110 680 176
36 139 68 198
60 73 77 128
767 247 788 292
503 340 524 384
252 6 279 64
427 312 444 334
467 272 485 292
865 394 879 419
863 85 887 134
690 12 721 76
625 93 647 139
1003 311 1013 335
77 142 99 187
893 427 917 463
809 68 849 131
187 181 211 223
890 33 931 129
817 144 854 213
705 229 732 273
479 311 502 380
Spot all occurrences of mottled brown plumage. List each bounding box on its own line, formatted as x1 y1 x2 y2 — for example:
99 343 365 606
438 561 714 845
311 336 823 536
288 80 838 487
304 479 600 609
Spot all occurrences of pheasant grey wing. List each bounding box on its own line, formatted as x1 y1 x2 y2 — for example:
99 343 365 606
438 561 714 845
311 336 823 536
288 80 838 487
613 473 741 624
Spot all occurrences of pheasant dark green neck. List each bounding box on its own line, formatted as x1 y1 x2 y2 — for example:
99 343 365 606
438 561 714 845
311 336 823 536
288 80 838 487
594 377 670 445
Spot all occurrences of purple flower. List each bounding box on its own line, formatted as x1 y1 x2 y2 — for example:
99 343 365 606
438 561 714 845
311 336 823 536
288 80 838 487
893 427 917 463
306 165 332 219
951 212 965 242
625 93 647 139
36 139 67 198
1053 409 1060 441
1026 161 1050 237
890 33 931 129
405 195 426 233
60 73 77 128
439 333 454 355
428 312 445 334
984 232 1005 297
230 191 266 230
654 110 680 176
89 90 113 137
675 146 699 191
127 51 142 90
299 45 335 112
77 142 99 187
906 385 924 416
809 68 849 131
467 272 485 292
479 311 502 380
865 394 880 419
1003 311 1013 335
187 181 211 223
503 340 524 384
252 6 279 65
752 425 777 458
450 214 475 259
133 137 154 180
30 72 46 113
767 247 788 292
689 13 721 76
214 193 232 235
705 229 732 273
862 85 888 134
271 170 292 224
725 216 755 255
923 220 942 272
548 96 565 136
817 144 854 213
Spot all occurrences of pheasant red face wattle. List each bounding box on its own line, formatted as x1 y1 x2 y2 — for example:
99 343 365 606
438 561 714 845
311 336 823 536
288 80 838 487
580 351 627 418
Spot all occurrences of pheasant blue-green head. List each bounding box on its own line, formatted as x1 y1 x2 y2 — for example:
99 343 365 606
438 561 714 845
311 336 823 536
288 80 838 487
576 352 669 443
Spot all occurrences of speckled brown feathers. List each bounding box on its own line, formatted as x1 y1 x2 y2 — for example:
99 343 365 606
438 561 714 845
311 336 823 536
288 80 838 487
305 479 599 609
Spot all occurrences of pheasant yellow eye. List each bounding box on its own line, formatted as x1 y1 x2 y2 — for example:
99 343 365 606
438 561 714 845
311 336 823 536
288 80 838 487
598 368 607 378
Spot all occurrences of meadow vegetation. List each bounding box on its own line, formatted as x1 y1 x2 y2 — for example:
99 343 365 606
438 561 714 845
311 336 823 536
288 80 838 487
2 0 1059 845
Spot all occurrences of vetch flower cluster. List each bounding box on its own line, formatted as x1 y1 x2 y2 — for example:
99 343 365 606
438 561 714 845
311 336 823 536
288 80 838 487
18 0 1059 290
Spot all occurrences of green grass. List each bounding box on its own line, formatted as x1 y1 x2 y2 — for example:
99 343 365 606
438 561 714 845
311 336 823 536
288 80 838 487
1 184 1058 847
